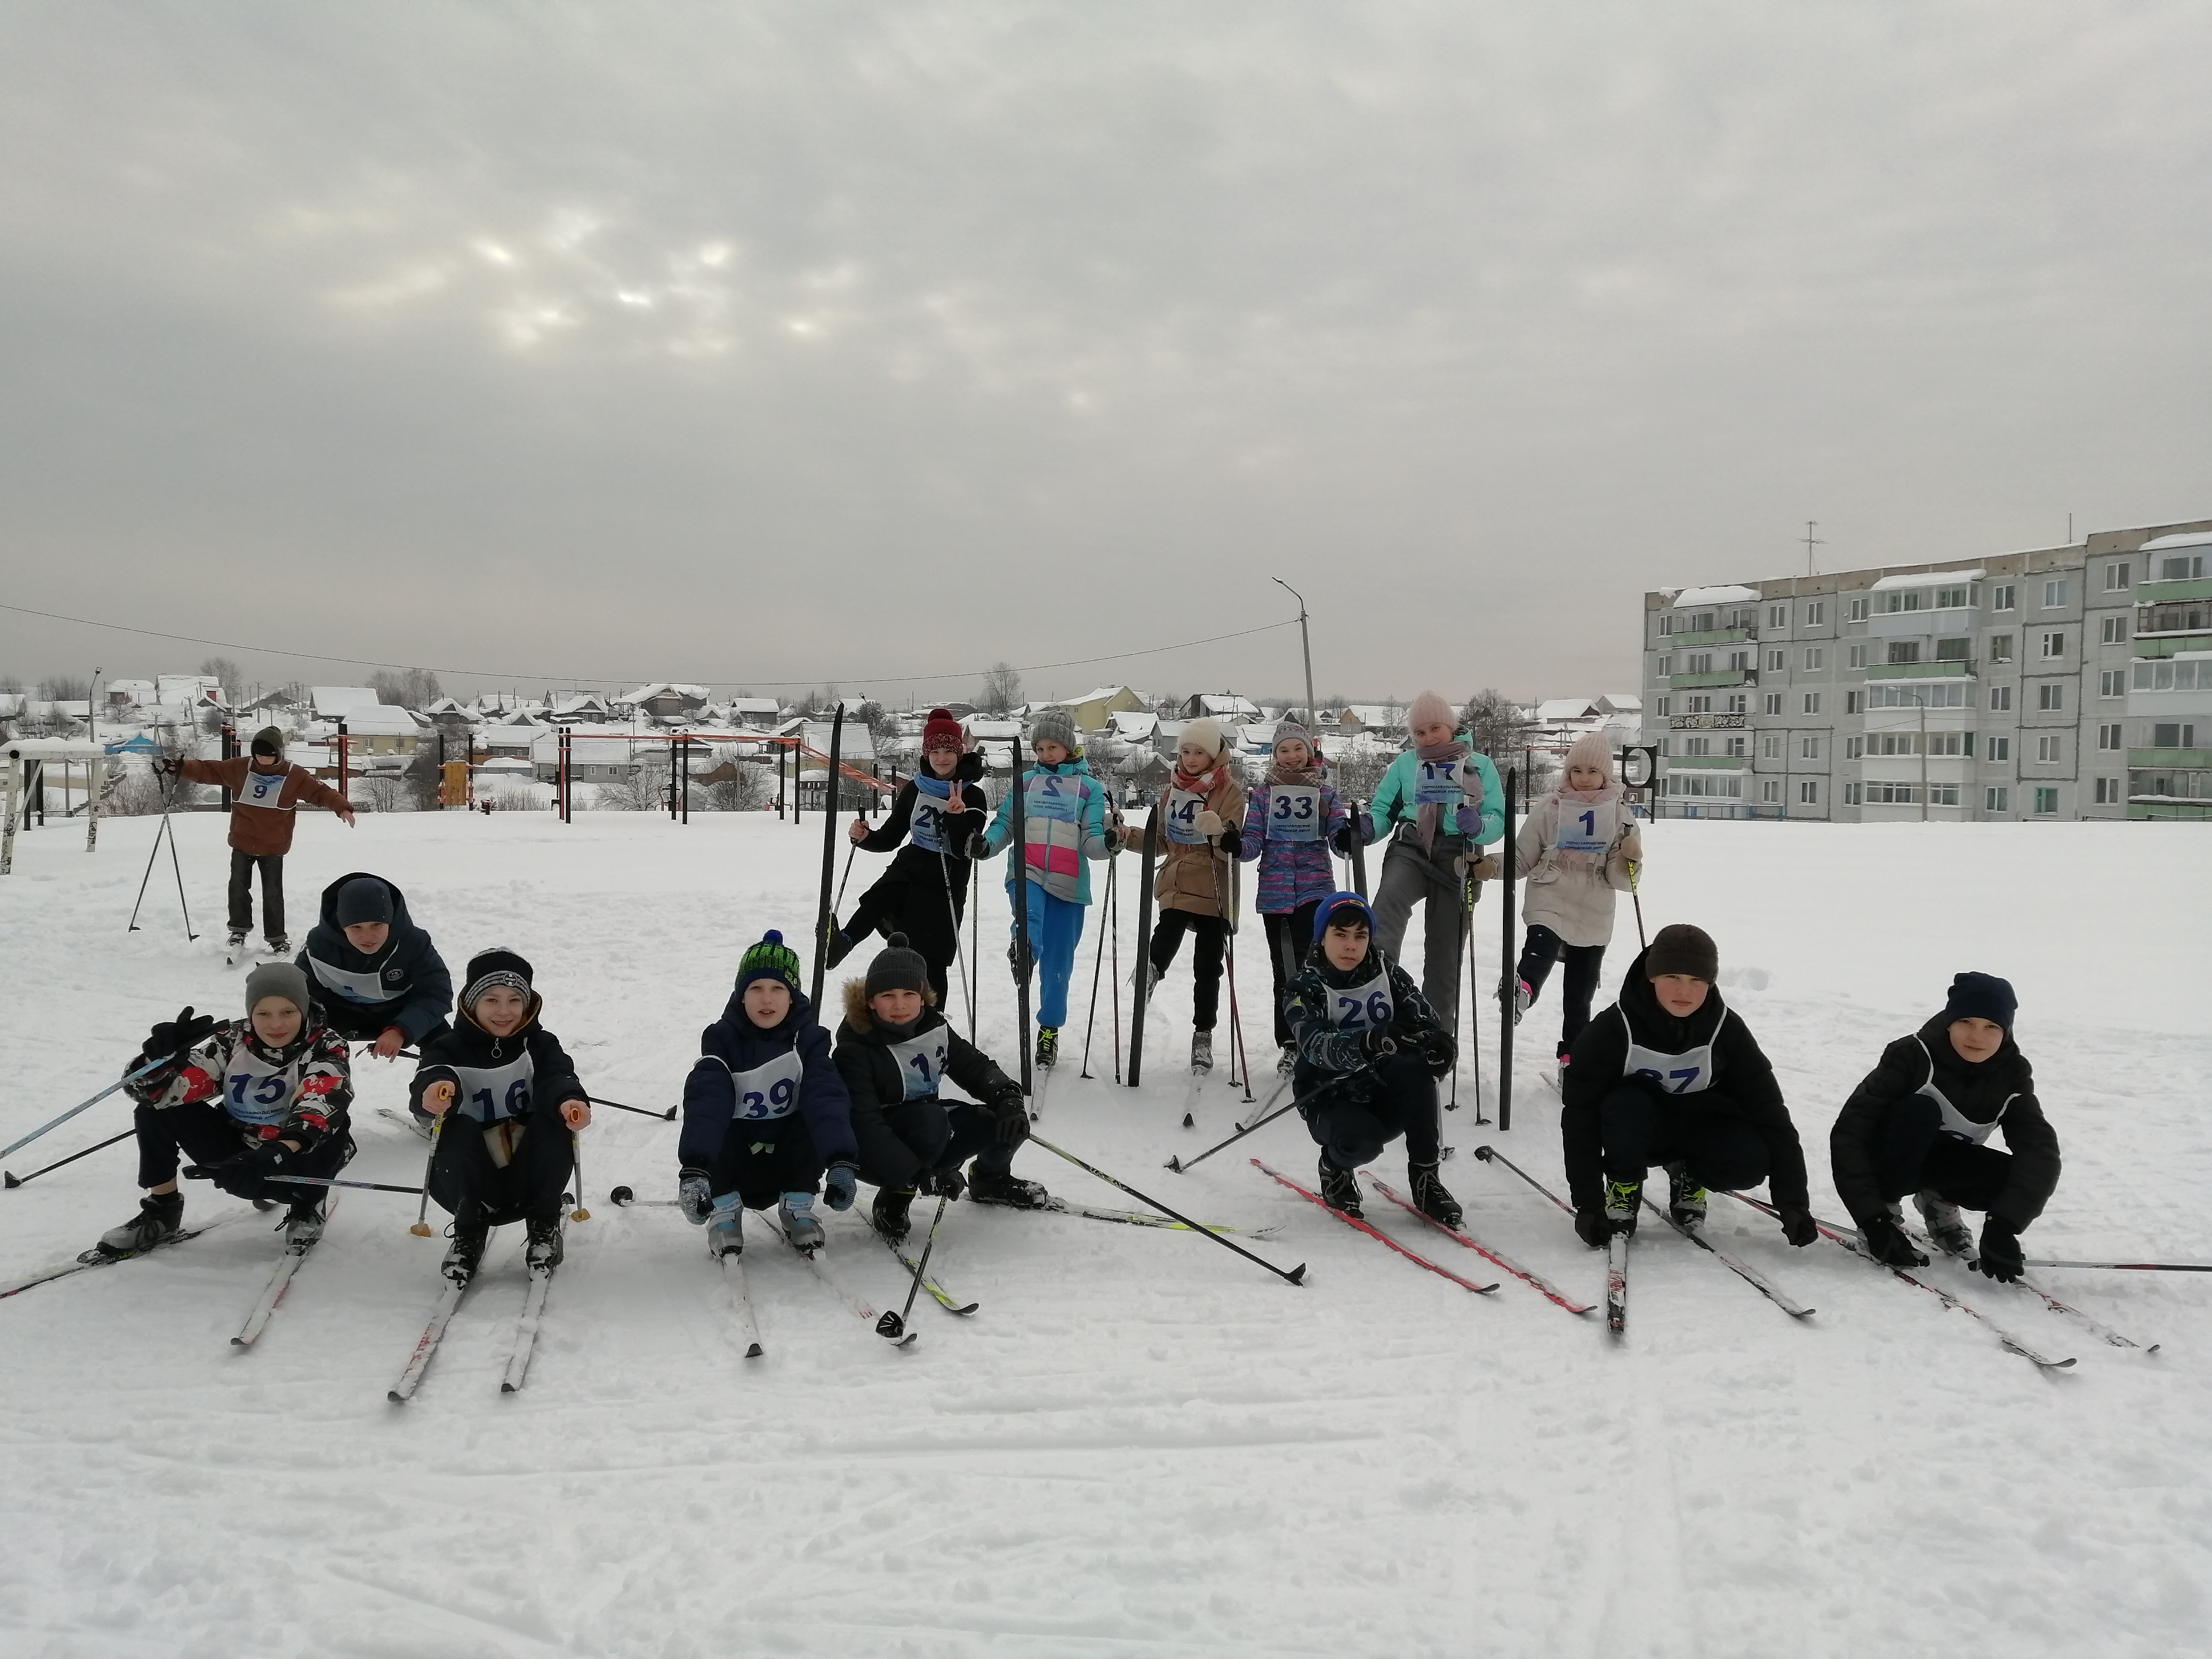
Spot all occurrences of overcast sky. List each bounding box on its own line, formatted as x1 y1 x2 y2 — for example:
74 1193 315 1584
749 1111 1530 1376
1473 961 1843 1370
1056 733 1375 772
3 2 2208 709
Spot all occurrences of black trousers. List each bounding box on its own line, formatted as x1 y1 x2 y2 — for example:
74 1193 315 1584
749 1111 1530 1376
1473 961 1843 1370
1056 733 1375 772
862 1098 1011 1191
701 1113 824 1210
1517 925 1607 1060
429 1116 575 1228
1874 1097 2015 1212
1299 1051 1440 1168
1149 909 1228 1032
1263 903 1322 1046
134 1099 352 1195
849 864 968 1009
227 848 285 938
1598 1084 1769 1192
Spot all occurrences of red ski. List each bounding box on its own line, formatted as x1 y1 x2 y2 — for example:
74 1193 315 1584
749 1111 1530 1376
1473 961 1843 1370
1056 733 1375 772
1253 1160 1497 1295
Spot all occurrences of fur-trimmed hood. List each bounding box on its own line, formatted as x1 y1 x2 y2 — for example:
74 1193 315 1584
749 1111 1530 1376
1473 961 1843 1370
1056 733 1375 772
839 977 939 1036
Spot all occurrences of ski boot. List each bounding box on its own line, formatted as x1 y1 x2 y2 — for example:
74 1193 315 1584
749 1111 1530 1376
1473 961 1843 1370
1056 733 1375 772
1409 1160 1462 1228
282 1196 326 1251
968 1168 1049 1209
1603 1177 1642 1239
265 935 291 958
1510 979 1532 1026
1034 1026 1060 1070
225 929 249 963
96 1191 185 1258
1914 1191 1974 1257
1191 1031 1214 1073
822 923 858 970
524 1215 565 1271
778 1191 824 1252
402 1105 436 1141
1664 1161 1707 1229
1317 1155 1363 1217
706 1198 743 1258
442 1221 488 1283
1277 1043 1297 1078
873 1186 916 1241
1133 959 1161 997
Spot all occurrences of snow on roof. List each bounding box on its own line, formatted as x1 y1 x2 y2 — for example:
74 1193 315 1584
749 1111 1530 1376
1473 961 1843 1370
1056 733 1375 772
312 686 381 716
107 679 156 697
1870 569 1984 592
1063 686 1130 706
725 697 780 715
1108 710 1158 737
2143 530 2212 552
962 719 1021 738
1670 585 1762 608
1196 694 1260 717
333 704 420 736
1599 693 1642 712
618 683 711 705
1535 698 1599 723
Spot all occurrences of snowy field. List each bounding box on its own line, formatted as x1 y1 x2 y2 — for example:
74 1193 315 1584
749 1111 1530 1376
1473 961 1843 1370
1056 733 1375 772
2 806 2208 1659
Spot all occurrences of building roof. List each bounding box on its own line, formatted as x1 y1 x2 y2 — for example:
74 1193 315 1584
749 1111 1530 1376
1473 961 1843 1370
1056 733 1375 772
618 683 711 706
1669 585 1762 608
2142 530 2212 552
332 704 420 736
1870 569 1984 591
1598 693 1642 713
312 686 382 717
1535 697 1600 723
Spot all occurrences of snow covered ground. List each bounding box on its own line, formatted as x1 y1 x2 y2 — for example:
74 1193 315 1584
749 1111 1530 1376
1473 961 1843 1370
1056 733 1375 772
2 807 2208 1658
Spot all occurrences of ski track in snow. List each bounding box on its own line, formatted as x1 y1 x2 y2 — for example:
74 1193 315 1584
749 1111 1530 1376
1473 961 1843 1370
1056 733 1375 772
2 811 2209 1657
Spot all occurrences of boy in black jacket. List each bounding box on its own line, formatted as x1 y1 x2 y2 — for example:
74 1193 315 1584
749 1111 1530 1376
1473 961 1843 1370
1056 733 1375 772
677 930 859 1256
832 933 1033 1240
297 873 453 1071
410 949 590 1280
1561 924 1816 1250
825 710 988 1007
1829 972 2058 1282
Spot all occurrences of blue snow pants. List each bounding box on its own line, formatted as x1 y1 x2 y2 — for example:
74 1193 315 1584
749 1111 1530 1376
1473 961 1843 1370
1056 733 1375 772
1013 881 1085 1030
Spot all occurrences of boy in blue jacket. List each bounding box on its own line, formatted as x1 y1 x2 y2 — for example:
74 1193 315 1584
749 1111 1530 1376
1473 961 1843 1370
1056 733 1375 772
676 930 859 1256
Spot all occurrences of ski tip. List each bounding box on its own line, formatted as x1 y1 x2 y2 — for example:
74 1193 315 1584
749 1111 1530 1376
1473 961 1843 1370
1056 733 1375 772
951 1302 981 1316
229 1335 248 1346
386 1390 409 1404
609 1186 634 1205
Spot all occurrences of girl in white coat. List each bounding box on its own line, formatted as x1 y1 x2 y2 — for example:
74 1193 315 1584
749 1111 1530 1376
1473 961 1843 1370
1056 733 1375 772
1511 732 1644 1066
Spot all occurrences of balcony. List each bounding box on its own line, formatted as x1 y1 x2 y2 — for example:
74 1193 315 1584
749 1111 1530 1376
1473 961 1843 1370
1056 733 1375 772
1868 605 1978 641
1664 753 1748 770
2141 576 2212 604
2127 748 2212 769
2132 634 2212 659
1662 626 1757 647
1667 669 1758 689
1866 661 1976 681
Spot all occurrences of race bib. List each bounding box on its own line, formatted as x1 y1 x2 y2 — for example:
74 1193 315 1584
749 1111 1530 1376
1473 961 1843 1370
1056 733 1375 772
307 953 391 1005
241 769 288 808
886 1031 953 1101
1162 788 1208 846
1266 784 1321 843
450 1052 536 1124
910 798 943 853
1554 800 1619 855
224 1048 302 1127
1413 757 1466 810
1623 1040 1715 1095
730 1050 806 1122
1325 968 1394 1032
1026 772 1086 824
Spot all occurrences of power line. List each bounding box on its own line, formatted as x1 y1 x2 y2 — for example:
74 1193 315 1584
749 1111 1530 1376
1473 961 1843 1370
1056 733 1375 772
0 600 1297 692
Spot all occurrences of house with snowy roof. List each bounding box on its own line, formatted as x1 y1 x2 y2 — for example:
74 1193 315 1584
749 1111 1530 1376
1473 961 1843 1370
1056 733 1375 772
312 687 382 720
547 693 614 725
617 683 711 720
104 679 157 709
1178 692 1260 722
723 697 783 727
1052 686 1148 734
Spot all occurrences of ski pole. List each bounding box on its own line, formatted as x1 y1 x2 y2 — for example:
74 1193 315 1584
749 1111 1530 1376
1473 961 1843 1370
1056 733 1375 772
1628 858 1647 950
1166 1055 1382 1173
1027 1134 1306 1284
1471 1143 1575 1216
877 1192 949 1341
162 786 197 941
2019 1259 2212 1272
409 1115 443 1236
125 764 188 933
182 1167 424 1196
1109 850 1122 1084
3 1126 134 1189
1079 857 1113 1078
0 1057 167 1162
934 842 975 1043
1464 872 1487 1125
569 1129 591 1221
1211 854 1253 1104
588 1093 677 1122
833 835 860 913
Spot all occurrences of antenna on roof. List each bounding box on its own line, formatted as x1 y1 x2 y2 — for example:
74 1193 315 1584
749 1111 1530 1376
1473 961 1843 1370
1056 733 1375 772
1801 521 1825 576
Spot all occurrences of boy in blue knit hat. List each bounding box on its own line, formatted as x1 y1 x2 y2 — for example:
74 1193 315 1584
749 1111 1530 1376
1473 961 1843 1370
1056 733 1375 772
677 930 858 1256
1828 971 2061 1283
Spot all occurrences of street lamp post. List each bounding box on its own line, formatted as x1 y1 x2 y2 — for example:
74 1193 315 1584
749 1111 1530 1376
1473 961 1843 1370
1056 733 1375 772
1272 578 1318 731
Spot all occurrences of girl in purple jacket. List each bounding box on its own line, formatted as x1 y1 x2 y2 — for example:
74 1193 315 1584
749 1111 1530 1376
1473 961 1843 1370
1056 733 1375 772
1239 722 1364 1076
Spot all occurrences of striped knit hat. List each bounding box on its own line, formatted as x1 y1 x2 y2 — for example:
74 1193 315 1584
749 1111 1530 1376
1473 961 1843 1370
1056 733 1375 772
736 929 803 996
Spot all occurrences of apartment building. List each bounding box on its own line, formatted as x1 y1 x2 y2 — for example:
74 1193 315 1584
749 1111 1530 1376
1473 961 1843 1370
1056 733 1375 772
1639 517 2212 821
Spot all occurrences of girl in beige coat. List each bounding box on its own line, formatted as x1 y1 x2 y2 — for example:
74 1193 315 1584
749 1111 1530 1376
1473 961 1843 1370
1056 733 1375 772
1512 731 1643 1066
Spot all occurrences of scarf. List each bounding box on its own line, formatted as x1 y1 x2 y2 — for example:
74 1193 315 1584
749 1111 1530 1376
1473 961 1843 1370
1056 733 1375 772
1172 763 1223 796
1414 738 1472 853
913 771 953 802
1550 779 1623 872
1266 758 1322 789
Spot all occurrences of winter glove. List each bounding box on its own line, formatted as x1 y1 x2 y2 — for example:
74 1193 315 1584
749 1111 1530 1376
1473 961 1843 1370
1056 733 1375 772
1356 809 1375 844
1217 827 1241 858
274 1114 326 1154
1329 825 1356 856
965 831 996 861
1468 855 1501 883
211 1138 296 1199
823 1163 858 1212
954 751 984 783
677 1169 714 1224
919 1165 967 1201
1359 1027 1396 1059
1415 1027 1454 1080
1454 804 1479 838
991 1084 1031 1147
1777 1205 1818 1249
1574 1206 1614 1249
142 1006 217 1068
1976 1216 2026 1283
1196 809 1224 838
1860 1214 1928 1269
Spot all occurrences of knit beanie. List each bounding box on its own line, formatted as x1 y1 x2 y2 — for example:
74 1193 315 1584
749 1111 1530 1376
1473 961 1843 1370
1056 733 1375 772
1180 716 1228 760
1645 924 1719 983
461 947 535 1009
1406 691 1454 734
1313 890 1376 942
244 962 312 1019
251 725 285 757
1273 721 1312 754
736 929 802 996
922 708 964 753
1029 707 1079 755
1942 971 2018 1032
1563 731 1614 780
864 933 931 1000
334 877 394 927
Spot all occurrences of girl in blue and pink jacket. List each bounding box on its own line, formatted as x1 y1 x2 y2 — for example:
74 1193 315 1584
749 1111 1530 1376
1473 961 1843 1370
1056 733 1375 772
1239 721 1365 1074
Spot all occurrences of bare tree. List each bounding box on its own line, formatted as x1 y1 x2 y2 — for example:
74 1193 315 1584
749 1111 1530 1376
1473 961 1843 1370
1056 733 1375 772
370 667 443 709
1461 688 1554 794
197 656 244 702
706 757 773 812
857 700 900 745
978 662 1022 715
40 675 89 703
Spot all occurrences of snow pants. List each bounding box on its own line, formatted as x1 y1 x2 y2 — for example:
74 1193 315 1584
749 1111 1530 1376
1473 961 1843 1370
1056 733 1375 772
1872 1096 2015 1213
1299 1051 1441 1169
1263 902 1322 1046
848 858 968 1008
227 848 286 940
700 1113 823 1211
1012 881 1084 1030
1149 908 1228 1032
1598 1085 1769 1192
860 1097 1013 1191
1517 925 1607 1060
135 1099 352 1195
429 1117 575 1228
1371 832 1474 1036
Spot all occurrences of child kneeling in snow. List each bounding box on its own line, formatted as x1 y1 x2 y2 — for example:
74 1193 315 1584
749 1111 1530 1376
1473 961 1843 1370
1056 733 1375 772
1281 891 1461 1225
832 934 1036 1240
1560 924 1816 1250
1828 972 2059 1283
1511 731 1643 1066
95 964 355 1258
676 930 860 1258
410 949 590 1282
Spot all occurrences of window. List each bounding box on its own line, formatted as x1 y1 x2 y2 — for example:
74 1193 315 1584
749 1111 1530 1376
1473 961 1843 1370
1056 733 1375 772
1847 643 1867 669
2099 671 2124 698
1796 647 1820 671
1936 638 1971 662
1760 735 1783 759
2043 579 2069 609
1802 692 1821 715
1725 694 1748 714
1658 614 1676 637
2097 723 2122 751
1988 736 2010 763
1762 779 1781 804
1768 604 1788 629
1845 736 1864 759
1657 655 1676 677
1654 697 1671 716
1888 642 1921 665
1806 601 1827 625
1764 693 1783 715
1989 685 2013 712
2032 787 2058 815
1870 782 1917 804
2038 683 2065 711
2152 722 2198 749
1686 694 1713 714
1847 598 1869 623
2094 777 2121 804
1992 584 2016 612
1666 773 1744 799
2104 562 2132 591
1925 733 1970 757
2041 631 2065 659
1843 782 1861 806
1765 649 1786 672
1936 586 1970 609
1929 784 1961 807
1657 738 1671 756
1871 733 1922 756
1800 736 1820 760
1799 780 1820 804
1687 653 1713 673
2101 616 2128 645
2036 735 2061 764
1845 690 1861 714
1882 590 1929 614
1867 681 1970 709
1728 649 1753 672
1986 787 2009 812
2161 554 2208 580
2135 661 2203 691
1724 735 1748 757
1988 634 2014 662
1683 736 1711 756
1726 607 1756 630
